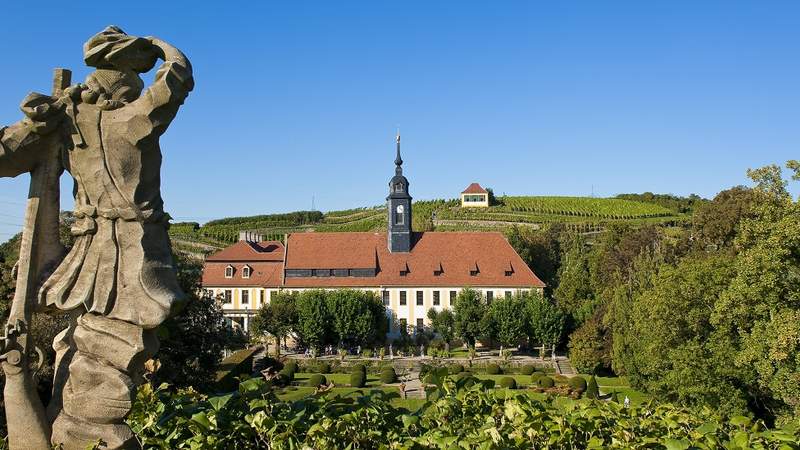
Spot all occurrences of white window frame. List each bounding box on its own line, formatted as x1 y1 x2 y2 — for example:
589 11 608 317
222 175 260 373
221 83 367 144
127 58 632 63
225 265 234 279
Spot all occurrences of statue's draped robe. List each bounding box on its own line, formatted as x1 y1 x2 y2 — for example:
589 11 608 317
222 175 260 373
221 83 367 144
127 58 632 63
0 49 193 329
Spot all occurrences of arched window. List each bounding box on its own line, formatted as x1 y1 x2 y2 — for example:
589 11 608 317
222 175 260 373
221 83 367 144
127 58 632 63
225 265 234 278
242 265 252 279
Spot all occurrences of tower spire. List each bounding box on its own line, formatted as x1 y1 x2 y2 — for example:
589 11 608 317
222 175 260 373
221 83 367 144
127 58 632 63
394 131 403 175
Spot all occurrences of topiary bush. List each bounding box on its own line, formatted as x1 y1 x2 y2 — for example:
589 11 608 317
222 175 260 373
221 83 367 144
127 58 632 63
278 369 294 386
380 367 397 384
448 364 464 375
486 364 501 375
351 364 367 375
537 376 555 388
520 365 536 375
316 362 331 374
499 377 517 389
350 370 366 388
283 360 298 375
586 375 599 399
530 371 544 383
307 374 327 387
569 376 587 393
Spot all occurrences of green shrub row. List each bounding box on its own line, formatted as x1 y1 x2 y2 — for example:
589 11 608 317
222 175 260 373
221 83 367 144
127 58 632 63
129 378 800 448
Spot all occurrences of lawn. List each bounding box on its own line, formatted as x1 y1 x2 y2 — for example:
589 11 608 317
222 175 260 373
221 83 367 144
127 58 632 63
574 375 651 405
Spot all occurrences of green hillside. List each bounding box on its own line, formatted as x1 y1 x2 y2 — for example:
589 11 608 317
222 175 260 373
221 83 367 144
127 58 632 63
169 195 691 255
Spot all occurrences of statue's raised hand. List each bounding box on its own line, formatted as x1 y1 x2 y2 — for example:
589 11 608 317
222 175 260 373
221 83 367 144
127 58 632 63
20 92 65 135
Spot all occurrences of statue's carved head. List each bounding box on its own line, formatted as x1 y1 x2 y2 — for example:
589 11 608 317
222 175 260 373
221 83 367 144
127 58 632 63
81 25 158 104
84 68 143 104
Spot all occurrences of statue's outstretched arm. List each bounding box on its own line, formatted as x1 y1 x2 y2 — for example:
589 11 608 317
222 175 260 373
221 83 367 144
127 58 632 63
131 37 194 136
0 93 65 178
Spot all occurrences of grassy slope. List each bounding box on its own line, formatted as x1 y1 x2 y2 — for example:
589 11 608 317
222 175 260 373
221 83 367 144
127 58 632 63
170 196 689 253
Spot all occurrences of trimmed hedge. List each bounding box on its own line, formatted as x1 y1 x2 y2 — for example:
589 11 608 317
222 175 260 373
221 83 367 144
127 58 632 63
283 360 298 375
499 377 517 389
537 376 555 388
351 364 367 375
316 362 331 374
307 374 327 387
214 347 261 391
456 371 475 387
448 364 464 375
486 364 501 375
279 369 294 386
553 374 569 385
569 376 587 393
350 371 366 388
586 375 599 399
520 365 536 375
380 367 397 384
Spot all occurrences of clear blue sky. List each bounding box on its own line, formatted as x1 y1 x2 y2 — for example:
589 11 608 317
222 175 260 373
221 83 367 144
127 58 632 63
1 1 798 239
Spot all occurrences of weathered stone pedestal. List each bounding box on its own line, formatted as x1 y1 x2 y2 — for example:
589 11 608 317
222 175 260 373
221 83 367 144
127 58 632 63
49 313 157 449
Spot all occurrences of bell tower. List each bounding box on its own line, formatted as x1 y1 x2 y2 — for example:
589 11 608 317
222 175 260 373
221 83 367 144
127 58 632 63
387 132 412 252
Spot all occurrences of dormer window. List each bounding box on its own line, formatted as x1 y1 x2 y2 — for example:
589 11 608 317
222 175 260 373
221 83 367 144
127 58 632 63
504 262 514 277
400 262 410 276
394 182 403 192
225 265 234 278
434 262 444 276
242 265 252 279
470 262 479 277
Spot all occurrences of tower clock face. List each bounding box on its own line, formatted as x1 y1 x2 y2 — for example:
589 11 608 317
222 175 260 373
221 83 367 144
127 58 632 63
396 205 405 214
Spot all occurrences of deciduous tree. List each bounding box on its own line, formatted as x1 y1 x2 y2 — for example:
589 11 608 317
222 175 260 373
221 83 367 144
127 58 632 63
453 288 485 347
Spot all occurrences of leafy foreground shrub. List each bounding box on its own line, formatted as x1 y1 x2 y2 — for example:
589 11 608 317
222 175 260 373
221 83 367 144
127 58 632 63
448 364 464 375
129 378 800 449
485 364 501 375
306 374 327 387
569 376 587 393
499 377 517 389
350 371 366 388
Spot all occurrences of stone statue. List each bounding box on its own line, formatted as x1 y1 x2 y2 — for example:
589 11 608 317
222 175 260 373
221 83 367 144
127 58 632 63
0 26 193 449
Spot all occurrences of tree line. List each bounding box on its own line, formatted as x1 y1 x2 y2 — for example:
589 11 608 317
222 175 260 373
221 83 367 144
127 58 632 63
250 287 566 358
508 161 800 426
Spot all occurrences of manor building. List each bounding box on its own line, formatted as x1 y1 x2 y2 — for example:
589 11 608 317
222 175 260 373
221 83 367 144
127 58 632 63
201 135 544 334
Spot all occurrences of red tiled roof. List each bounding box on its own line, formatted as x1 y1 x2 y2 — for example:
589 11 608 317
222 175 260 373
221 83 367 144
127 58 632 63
202 261 283 287
461 183 488 194
285 233 375 269
205 240 284 262
283 232 544 288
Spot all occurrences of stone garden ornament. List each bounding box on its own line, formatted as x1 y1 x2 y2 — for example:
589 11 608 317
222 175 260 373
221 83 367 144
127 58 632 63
0 26 193 449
